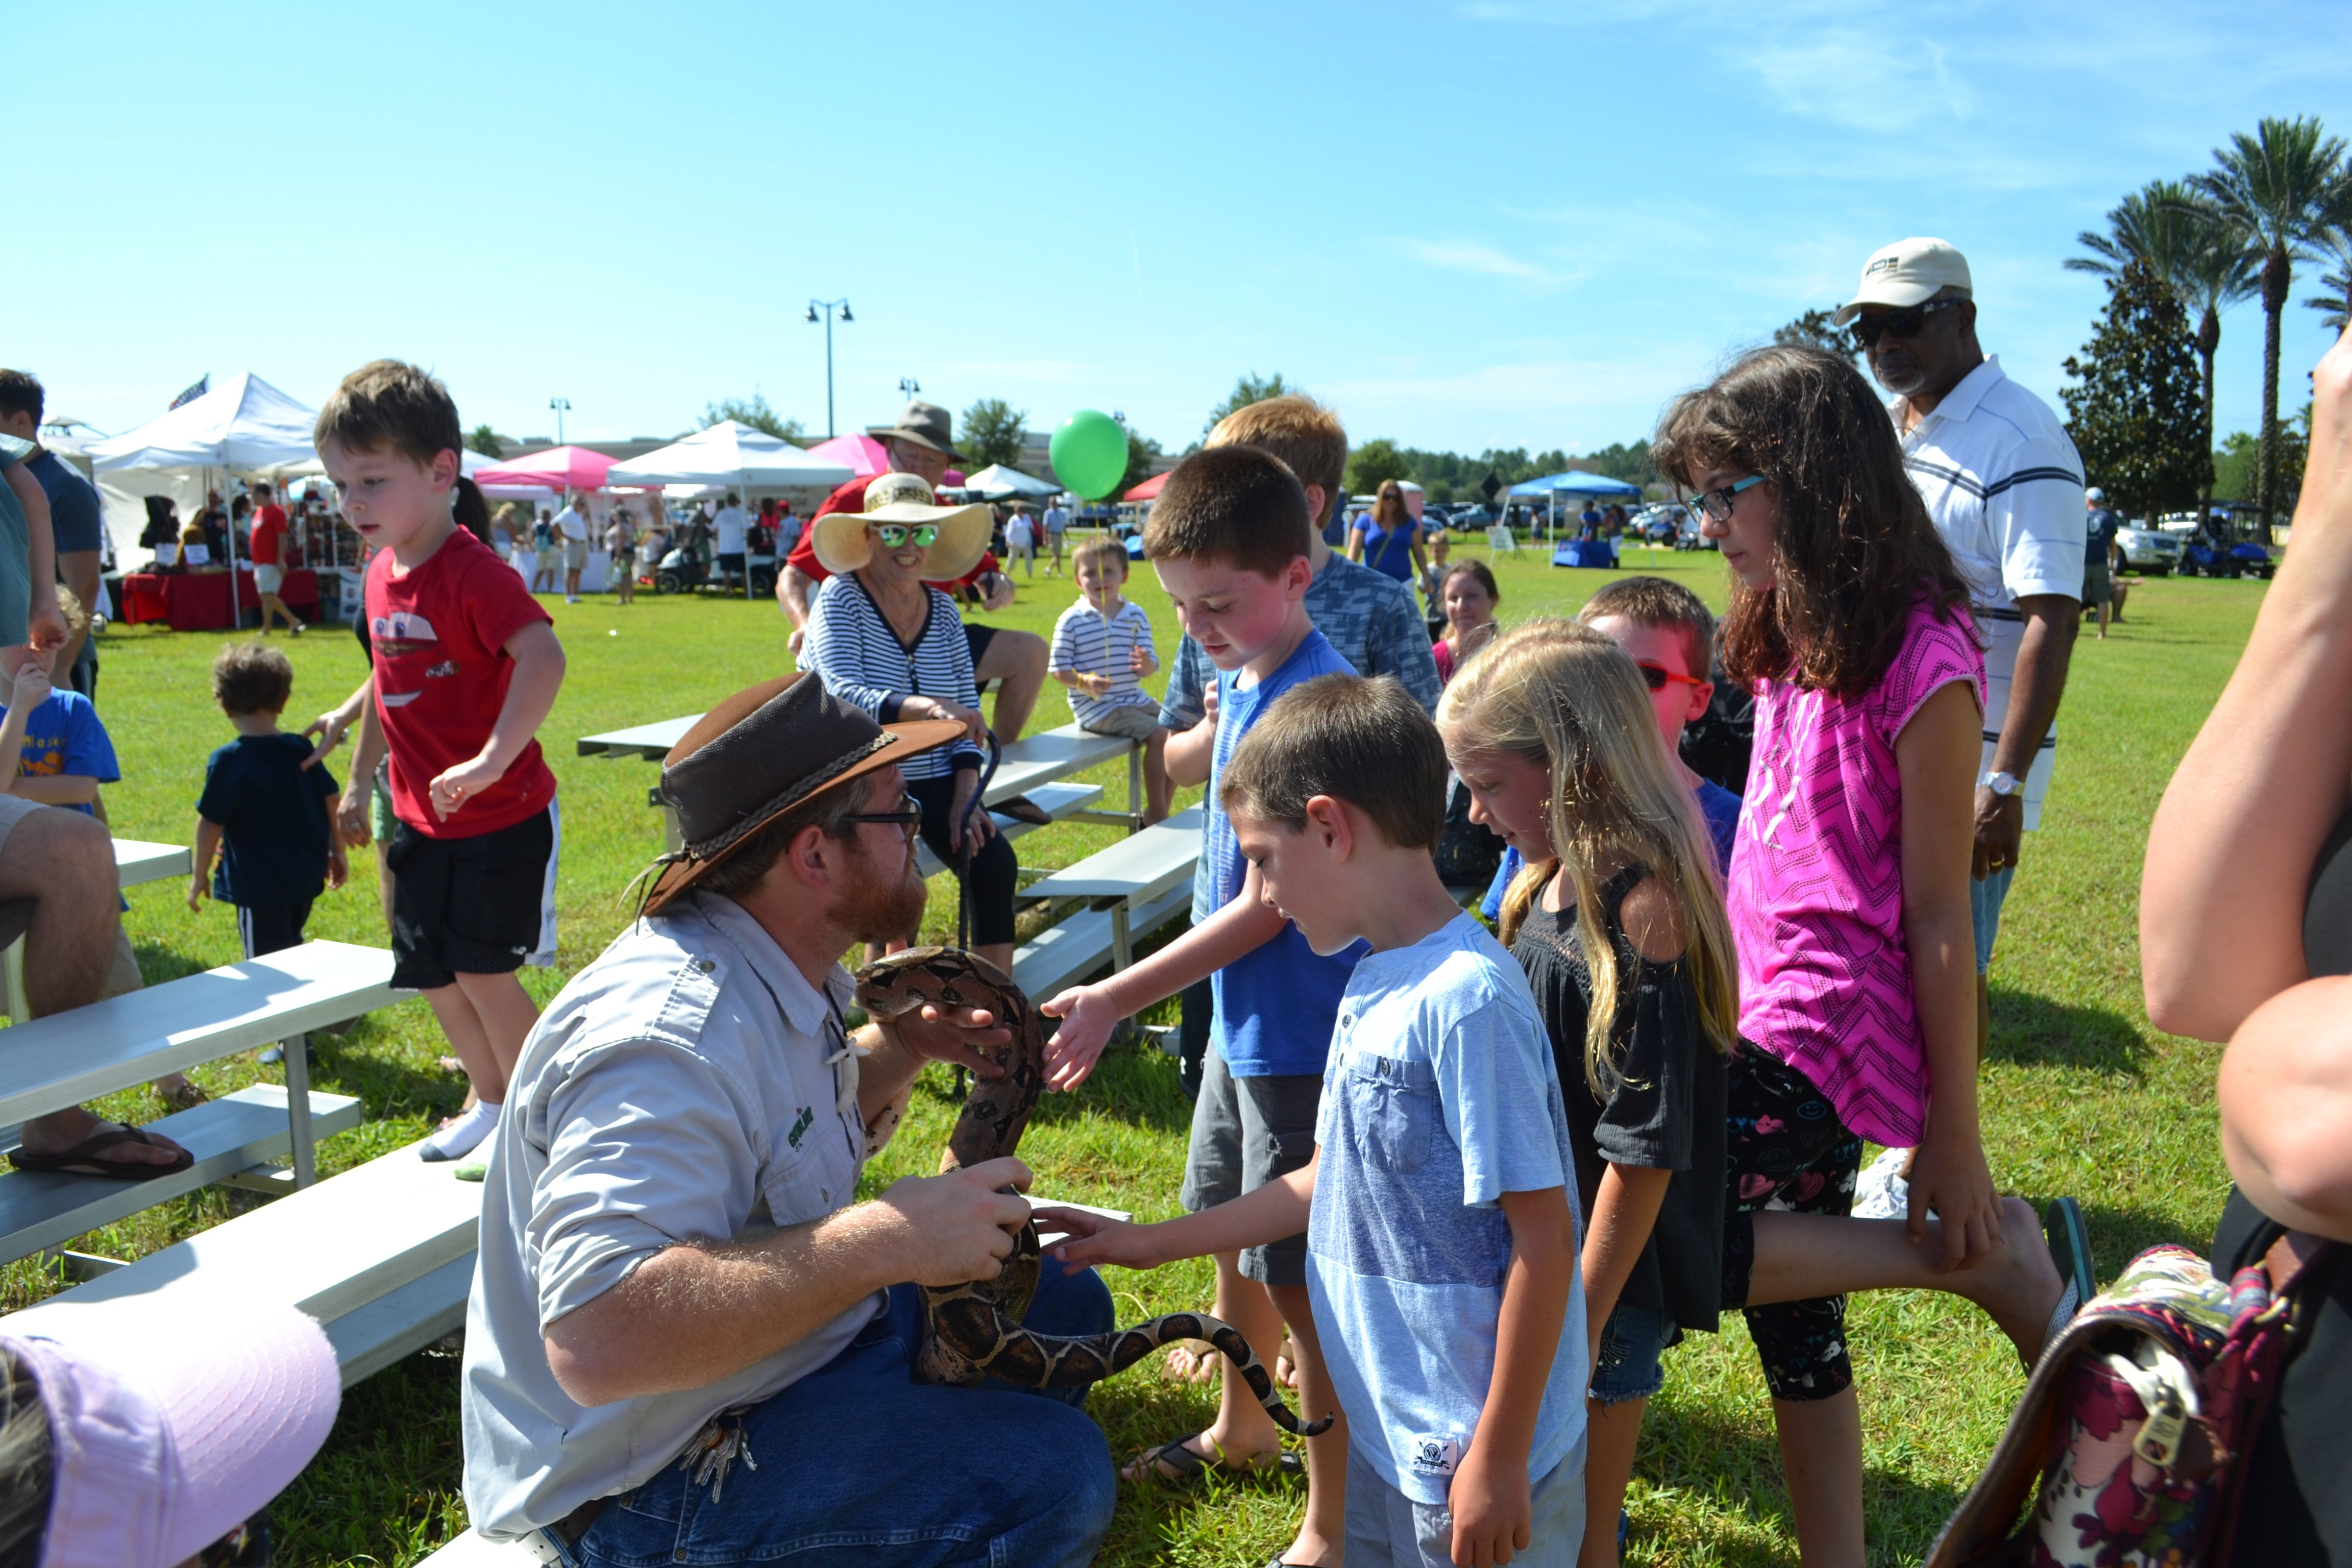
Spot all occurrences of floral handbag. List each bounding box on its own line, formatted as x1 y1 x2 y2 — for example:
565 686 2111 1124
1927 1236 2329 1568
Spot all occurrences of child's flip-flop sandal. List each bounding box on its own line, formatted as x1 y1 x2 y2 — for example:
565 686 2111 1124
2037 1195 2096 1362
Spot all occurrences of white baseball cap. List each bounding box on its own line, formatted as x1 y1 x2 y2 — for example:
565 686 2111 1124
2 1294 340 1567
1833 237 1974 325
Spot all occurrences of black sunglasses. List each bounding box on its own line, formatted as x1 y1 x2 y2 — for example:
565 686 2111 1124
1849 297 1965 349
841 793 922 834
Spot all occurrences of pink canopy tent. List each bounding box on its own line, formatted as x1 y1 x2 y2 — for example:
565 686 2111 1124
1123 470 1171 502
474 445 619 490
803 433 962 487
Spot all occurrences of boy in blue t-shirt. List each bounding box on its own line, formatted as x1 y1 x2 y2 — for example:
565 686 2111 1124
1484 576 1741 918
1040 446 1359 1561
188 642 346 961
1050 675 1586 1567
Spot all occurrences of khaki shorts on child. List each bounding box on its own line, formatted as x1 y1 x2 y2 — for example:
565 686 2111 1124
1080 703 1163 744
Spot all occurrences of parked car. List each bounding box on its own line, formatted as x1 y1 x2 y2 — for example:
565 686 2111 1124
2114 521 2182 576
1454 504 1499 530
1641 505 1688 544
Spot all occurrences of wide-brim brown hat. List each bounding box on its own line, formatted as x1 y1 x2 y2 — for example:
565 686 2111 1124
808 472 993 581
641 672 963 915
867 398 966 463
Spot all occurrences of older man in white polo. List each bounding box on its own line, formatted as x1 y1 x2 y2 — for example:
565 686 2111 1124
1837 236 2085 1066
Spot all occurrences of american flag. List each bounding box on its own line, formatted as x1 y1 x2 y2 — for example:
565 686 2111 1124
167 375 209 410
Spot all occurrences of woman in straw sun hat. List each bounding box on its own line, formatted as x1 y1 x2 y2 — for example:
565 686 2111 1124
800 474 1018 972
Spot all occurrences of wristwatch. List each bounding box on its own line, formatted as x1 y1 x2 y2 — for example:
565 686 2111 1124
1979 770 2021 797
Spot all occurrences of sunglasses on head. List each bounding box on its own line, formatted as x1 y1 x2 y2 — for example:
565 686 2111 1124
1635 662 1705 693
869 523 939 550
1848 297 1965 349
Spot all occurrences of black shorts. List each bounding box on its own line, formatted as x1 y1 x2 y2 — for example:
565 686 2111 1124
965 622 999 670
718 552 746 574
386 805 556 990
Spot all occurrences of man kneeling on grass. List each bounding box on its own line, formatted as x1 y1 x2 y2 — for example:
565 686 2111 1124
461 673 1117 1568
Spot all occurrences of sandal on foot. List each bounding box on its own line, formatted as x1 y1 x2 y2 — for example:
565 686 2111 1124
2035 1195 2096 1363
1123 1432 1301 1483
997 795 1053 826
10 1123 194 1180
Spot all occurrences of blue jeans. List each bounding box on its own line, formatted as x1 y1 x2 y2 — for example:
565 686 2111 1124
1970 865 2016 975
555 1265 1117 1568
1589 1303 1670 1406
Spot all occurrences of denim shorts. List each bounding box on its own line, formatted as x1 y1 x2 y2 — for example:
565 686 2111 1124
1969 864 2016 974
1589 1302 1671 1406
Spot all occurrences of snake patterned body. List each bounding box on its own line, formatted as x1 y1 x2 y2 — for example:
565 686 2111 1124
854 946 1331 1436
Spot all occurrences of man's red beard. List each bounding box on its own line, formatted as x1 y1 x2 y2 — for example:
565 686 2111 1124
834 831 928 947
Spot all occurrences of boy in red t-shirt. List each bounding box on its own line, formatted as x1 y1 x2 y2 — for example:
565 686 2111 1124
248 481 303 636
320 360 567 1164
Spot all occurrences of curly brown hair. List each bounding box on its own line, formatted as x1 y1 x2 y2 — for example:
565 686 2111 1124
1652 345 1969 696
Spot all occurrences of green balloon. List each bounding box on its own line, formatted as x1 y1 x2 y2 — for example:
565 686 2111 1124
1050 410 1129 501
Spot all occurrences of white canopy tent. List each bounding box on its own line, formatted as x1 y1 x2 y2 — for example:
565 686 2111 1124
961 463 1061 501
87 373 320 575
605 421 853 492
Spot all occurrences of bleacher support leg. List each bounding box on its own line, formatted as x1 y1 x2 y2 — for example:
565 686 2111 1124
1111 903 1133 973
284 1040 316 1189
1126 746 1141 830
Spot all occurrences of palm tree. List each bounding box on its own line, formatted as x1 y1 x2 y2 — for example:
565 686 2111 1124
2066 180 2204 285
2305 183 2352 333
2193 116 2349 534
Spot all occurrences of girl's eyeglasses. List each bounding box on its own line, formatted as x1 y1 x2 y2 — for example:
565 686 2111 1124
1635 662 1705 693
841 793 922 836
869 523 939 550
1685 474 1766 523
1847 297 1964 349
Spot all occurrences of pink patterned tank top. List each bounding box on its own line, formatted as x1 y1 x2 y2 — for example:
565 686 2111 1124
1727 597 1984 1147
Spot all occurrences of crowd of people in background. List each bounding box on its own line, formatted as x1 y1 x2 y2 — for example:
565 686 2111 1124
1 222 2348 1568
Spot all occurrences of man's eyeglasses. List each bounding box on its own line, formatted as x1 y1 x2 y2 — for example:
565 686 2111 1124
1635 662 1705 693
842 793 923 836
1685 474 1766 523
869 523 939 550
1848 297 1965 349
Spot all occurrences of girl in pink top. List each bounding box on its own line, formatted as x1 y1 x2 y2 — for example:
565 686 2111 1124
1656 346 2082 1564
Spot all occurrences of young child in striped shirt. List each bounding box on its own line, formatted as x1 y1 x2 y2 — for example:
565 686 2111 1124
1051 535 1171 822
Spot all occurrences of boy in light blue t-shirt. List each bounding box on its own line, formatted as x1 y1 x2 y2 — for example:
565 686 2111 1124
1049 674 1587 1568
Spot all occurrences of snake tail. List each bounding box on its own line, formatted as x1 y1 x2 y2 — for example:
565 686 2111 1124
945 1307 1334 1436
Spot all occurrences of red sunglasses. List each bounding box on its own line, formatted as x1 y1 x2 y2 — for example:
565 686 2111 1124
1635 662 1704 692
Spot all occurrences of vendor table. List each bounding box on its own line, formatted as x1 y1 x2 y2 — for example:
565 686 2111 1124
120 570 320 632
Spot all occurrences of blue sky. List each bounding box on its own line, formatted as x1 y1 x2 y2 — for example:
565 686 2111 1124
13 1 2350 459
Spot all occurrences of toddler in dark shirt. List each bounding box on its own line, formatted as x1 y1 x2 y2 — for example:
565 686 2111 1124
189 643 346 972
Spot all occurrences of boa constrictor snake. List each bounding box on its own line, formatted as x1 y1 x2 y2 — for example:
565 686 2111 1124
854 946 1331 1437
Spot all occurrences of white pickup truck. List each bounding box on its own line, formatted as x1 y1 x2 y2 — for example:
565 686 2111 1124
2114 518 2184 576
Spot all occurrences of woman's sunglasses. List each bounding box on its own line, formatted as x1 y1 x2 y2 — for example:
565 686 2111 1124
869 523 939 550
1635 662 1705 693
1848 297 1965 349
841 793 923 836
1685 473 1766 523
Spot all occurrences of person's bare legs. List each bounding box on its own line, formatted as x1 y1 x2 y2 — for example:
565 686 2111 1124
451 969 541 1098
1125 1252 1286 1479
974 630 1047 744
1579 1394 1649 1568
1142 729 1172 824
1267 1279 1347 1566
4 811 185 1165
258 591 297 633
1773 1389 1865 1568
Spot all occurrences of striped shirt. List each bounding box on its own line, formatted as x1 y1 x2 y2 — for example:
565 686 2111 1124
1049 597 1158 728
802 574 983 780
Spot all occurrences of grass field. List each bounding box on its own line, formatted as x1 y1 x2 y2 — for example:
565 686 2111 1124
42 541 2260 1565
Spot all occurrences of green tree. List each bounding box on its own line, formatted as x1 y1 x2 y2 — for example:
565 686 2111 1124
2069 179 2259 527
2304 181 2352 332
1202 372 1293 437
2214 405 2310 507
1117 427 1164 500
466 424 506 458
2193 115 2349 531
959 399 1028 471
2061 258 2209 520
1346 438 1412 493
699 394 806 443
1771 307 1859 368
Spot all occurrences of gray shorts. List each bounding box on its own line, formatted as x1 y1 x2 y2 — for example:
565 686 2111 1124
2082 561 2112 606
1179 1048 1320 1287
1080 703 1163 744
0 794 45 860
562 540 590 572
1345 1435 1586 1568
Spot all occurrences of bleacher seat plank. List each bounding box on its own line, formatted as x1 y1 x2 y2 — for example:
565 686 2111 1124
328 1252 476 1386
913 780 1100 879
1017 808 1203 909
0 940 403 1132
1012 881 1193 999
0 1084 360 1267
112 839 190 889
575 715 697 760
984 724 1134 807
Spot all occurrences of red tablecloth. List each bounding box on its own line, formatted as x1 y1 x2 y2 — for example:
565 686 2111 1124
119 570 320 632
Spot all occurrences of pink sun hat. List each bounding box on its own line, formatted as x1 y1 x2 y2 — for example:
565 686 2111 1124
1 1293 340 1567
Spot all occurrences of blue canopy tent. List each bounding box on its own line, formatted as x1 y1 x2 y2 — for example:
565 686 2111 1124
1506 470 1641 563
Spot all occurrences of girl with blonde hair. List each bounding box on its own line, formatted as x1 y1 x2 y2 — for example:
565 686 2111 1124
1439 616 1735 1567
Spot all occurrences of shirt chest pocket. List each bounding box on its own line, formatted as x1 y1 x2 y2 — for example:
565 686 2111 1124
760 1111 862 1226
1343 1053 1437 1174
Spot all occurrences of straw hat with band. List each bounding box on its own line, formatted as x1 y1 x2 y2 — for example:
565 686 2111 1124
868 399 966 463
641 672 964 916
808 472 994 582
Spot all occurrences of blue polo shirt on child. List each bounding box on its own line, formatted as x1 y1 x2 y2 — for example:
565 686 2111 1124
3 689 117 814
1206 627 1364 1077
197 732 339 908
1309 912 1585 1504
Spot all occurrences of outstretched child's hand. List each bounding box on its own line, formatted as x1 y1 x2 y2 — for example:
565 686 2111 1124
429 753 509 821
1038 984 1119 1091
1448 1439 1534 1566
1041 1209 1166 1273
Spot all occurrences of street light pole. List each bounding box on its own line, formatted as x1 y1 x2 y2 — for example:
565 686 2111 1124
549 396 571 446
899 376 921 405
806 298 852 438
